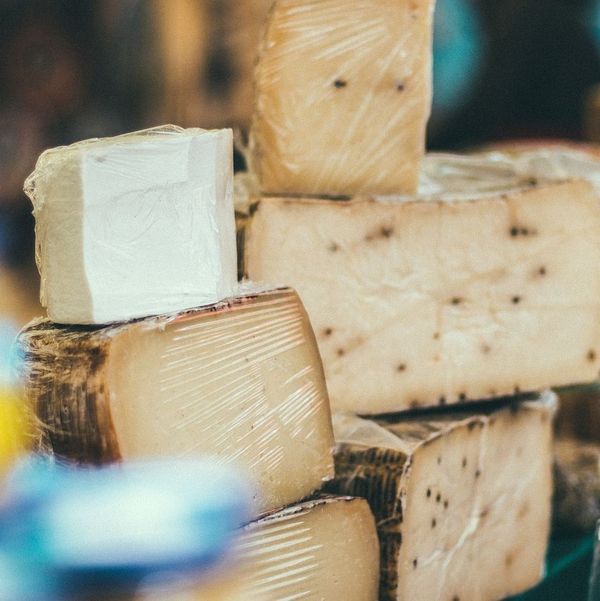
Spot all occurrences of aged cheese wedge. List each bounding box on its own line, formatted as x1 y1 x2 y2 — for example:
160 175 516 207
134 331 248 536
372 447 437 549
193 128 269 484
249 0 434 196
17 287 334 516
245 169 600 413
330 392 556 601
145 496 380 601
25 125 236 325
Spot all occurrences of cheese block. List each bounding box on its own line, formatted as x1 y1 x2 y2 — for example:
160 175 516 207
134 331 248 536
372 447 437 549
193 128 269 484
0 391 28 479
245 174 600 413
553 438 600 533
249 0 434 196
142 496 379 601
330 392 556 601
24 125 236 325
17 286 334 516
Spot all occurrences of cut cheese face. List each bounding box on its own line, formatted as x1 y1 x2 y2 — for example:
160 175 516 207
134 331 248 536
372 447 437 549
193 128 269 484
25 125 237 325
250 0 434 196
331 392 556 601
17 287 334 517
161 497 380 601
245 173 600 413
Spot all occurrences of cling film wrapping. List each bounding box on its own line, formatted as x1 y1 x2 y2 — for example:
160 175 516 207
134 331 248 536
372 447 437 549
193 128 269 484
329 393 556 601
249 0 435 197
16 285 335 517
23 125 237 325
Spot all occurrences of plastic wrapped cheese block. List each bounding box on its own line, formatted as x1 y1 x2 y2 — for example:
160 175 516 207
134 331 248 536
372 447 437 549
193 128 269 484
166 496 380 601
330 392 556 601
245 156 600 414
17 286 334 517
249 0 434 196
25 125 237 325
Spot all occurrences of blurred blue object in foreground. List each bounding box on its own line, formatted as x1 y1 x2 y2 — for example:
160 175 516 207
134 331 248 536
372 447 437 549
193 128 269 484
0 457 252 600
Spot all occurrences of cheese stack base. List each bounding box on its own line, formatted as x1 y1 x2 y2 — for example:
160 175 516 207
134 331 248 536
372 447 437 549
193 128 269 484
330 392 556 601
17 286 334 517
170 497 380 601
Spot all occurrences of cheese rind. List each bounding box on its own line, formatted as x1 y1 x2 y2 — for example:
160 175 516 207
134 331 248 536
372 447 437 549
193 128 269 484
25 125 237 324
249 0 434 196
330 392 556 601
178 496 380 601
17 287 334 517
245 177 600 413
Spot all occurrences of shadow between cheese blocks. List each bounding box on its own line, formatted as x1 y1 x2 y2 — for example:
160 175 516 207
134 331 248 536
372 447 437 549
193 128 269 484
244 161 600 414
17 286 335 518
328 392 556 601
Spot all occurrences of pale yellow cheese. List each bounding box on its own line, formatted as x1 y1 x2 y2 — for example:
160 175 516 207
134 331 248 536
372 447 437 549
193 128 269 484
331 393 556 601
245 177 600 414
17 287 334 517
142 496 380 601
250 0 434 196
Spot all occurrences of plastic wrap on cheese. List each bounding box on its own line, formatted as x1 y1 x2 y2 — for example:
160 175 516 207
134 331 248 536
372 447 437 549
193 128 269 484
330 392 556 601
249 0 434 196
245 153 600 414
24 125 237 325
16 285 334 517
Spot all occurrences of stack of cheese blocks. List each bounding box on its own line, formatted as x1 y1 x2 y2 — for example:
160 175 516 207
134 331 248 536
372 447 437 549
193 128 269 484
240 1 600 600
17 126 379 599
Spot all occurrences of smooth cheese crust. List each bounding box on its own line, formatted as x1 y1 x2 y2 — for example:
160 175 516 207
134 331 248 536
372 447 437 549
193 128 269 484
245 180 600 413
250 0 434 196
17 287 334 517
331 393 556 601
25 125 237 325
185 497 380 601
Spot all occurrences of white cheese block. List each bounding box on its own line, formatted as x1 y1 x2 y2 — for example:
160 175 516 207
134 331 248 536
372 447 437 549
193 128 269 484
249 0 434 196
17 286 334 517
245 168 600 413
331 392 556 601
25 125 237 325
141 496 379 601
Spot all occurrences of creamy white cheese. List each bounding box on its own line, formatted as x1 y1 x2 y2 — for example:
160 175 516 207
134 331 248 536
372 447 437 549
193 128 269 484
25 125 237 324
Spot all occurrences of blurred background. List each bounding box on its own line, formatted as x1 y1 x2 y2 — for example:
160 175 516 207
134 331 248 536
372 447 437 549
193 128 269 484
2 0 600 330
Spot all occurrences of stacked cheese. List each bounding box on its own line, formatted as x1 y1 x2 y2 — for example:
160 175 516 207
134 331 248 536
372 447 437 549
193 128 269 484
17 126 380 599
242 2 600 599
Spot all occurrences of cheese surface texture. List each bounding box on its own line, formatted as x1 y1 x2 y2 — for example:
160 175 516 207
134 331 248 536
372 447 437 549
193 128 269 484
17 287 334 517
331 393 556 601
25 125 236 325
245 174 600 413
250 0 434 196
178 497 380 601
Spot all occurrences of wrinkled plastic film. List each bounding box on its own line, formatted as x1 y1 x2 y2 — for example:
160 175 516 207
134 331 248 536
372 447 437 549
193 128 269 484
23 125 237 325
417 148 600 199
16 285 335 517
330 394 555 601
249 0 435 197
